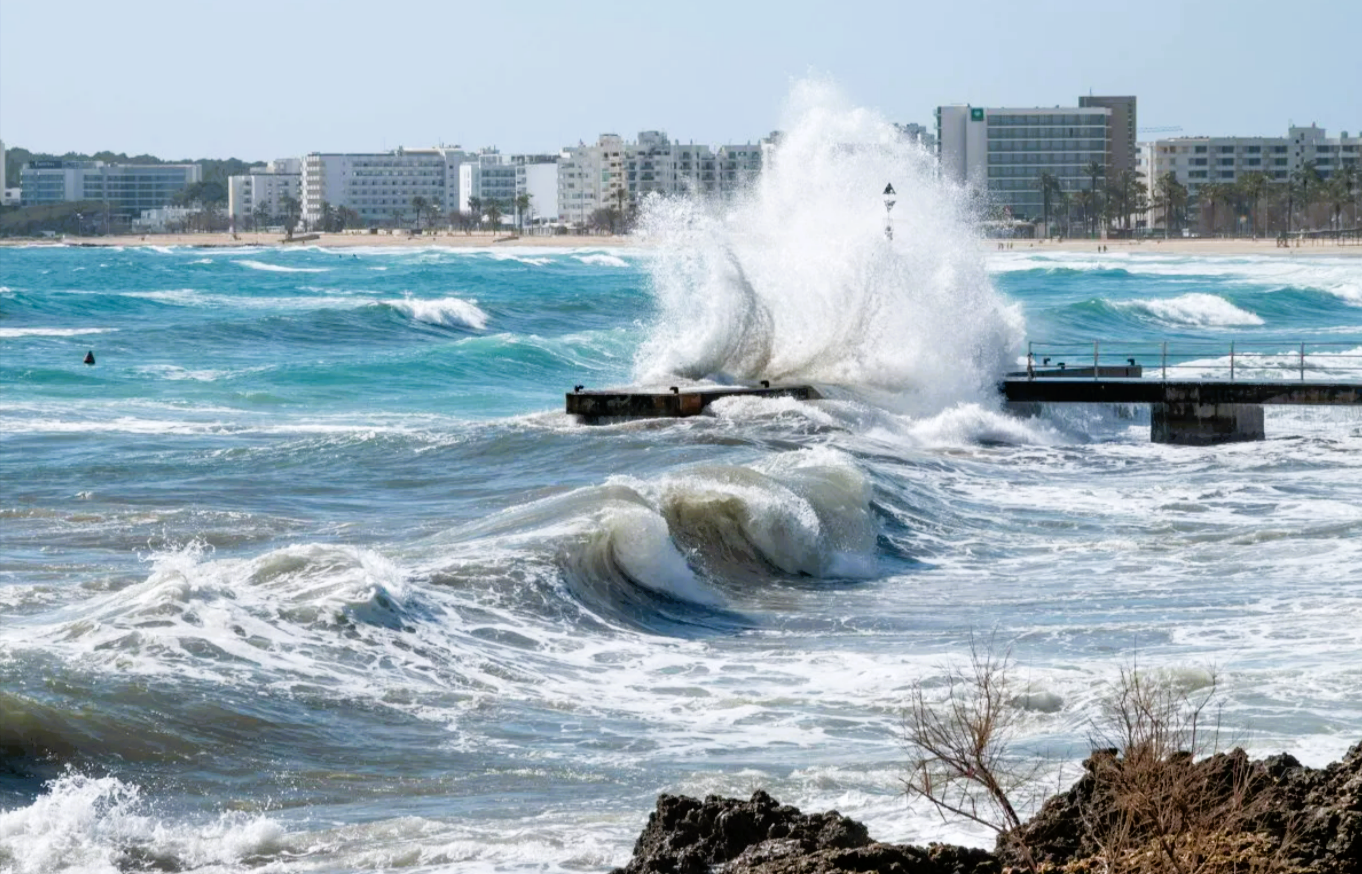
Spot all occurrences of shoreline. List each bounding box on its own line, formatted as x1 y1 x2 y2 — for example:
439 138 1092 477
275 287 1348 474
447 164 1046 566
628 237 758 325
0 230 640 249
2 231 1359 258
990 236 1362 257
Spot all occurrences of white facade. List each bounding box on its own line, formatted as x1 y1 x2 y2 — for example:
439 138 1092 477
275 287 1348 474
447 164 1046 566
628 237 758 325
227 159 301 227
1145 124 1360 190
557 131 767 226
517 159 558 223
936 103 1111 222
458 151 518 215
300 147 469 228
132 206 197 232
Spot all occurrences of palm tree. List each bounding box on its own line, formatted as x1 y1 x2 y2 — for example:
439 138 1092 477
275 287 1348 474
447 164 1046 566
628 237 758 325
1035 172 1062 238
466 196 483 232
514 192 532 234
1198 182 1225 237
411 196 429 231
1289 161 1323 232
484 198 504 232
1082 160 1106 237
1155 172 1187 238
252 201 270 233
1238 172 1270 239
280 194 301 240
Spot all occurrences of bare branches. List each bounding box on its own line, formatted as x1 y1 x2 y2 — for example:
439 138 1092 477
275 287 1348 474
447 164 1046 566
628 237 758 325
901 632 1045 871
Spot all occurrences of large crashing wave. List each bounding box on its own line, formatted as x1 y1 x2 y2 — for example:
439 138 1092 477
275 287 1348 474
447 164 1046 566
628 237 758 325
635 79 1023 414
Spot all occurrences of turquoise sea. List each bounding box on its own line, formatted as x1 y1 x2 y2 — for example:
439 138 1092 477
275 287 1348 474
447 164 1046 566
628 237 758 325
4 100 1362 872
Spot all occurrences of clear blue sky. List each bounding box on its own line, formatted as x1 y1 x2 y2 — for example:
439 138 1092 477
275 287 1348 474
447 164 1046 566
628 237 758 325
2 0 1359 161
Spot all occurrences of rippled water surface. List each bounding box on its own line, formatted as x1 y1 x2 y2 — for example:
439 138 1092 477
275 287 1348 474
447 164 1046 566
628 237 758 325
4 94 1362 874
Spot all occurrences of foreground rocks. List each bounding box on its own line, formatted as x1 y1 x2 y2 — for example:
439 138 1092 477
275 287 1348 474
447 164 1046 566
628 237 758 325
611 742 1362 874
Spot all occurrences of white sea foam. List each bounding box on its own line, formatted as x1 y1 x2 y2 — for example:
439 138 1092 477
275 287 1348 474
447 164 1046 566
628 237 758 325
234 259 330 273
574 253 629 268
1118 292 1264 327
489 252 555 266
385 296 489 330
0 327 114 338
991 250 1362 304
0 771 288 874
637 78 1022 414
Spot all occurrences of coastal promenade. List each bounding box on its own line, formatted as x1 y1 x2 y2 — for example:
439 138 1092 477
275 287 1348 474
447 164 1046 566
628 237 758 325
2 231 1360 256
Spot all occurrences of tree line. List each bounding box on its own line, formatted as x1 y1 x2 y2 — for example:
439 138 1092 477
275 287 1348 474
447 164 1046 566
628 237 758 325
1024 160 1359 239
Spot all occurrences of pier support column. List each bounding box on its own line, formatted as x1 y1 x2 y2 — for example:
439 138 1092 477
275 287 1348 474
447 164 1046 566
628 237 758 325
1151 403 1264 445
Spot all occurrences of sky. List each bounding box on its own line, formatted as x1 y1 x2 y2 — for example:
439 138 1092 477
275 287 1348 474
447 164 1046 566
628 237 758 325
2 0 1359 161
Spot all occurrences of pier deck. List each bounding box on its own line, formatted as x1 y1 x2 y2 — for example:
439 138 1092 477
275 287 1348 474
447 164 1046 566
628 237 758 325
1004 341 1362 444
566 384 820 422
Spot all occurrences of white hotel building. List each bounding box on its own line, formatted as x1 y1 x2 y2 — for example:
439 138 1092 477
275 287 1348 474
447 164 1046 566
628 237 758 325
227 158 301 227
1140 124 1360 230
301 147 470 228
936 103 1112 222
557 131 767 226
1142 124 1359 189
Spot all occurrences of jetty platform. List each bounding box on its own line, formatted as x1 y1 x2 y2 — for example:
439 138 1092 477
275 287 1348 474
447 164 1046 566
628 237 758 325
1003 341 1362 444
566 384 820 422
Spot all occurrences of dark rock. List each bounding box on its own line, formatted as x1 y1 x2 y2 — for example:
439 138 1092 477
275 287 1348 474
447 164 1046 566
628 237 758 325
614 742 1362 874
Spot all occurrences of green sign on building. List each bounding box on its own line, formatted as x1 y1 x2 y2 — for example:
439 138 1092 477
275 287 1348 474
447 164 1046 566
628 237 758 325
970 108 985 121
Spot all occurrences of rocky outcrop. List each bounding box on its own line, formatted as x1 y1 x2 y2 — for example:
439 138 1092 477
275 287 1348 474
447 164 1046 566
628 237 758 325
609 790 996 874
613 742 1362 874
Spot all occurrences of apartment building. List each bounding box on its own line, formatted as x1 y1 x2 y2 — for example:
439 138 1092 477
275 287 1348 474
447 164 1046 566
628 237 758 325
300 147 470 227
557 131 767 226
936 102 1111 222
1145 124 1360 188
227 158 301 226
20 160 202 217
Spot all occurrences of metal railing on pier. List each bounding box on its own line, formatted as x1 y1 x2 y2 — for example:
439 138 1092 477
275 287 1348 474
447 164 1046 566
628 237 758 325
1023 341 1362 383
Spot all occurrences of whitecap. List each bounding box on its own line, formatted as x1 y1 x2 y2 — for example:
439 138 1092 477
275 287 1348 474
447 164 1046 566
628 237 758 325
385 296 488 330
574 253 629 268
1119 293 1264 327
0 327 115 338
235 259 329 273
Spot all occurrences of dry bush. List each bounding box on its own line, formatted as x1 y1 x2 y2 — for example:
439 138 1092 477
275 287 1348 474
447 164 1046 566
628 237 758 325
901 632 1049 872
1082 664 1301 874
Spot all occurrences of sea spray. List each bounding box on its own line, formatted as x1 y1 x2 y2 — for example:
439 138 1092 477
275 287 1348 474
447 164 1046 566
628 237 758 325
636 78 1024 414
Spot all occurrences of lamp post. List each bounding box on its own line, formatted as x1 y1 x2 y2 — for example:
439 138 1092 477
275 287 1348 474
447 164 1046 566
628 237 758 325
883 182 896 240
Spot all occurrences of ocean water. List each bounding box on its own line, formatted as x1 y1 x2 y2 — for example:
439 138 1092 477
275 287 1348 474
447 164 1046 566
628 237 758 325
4 95 1362 873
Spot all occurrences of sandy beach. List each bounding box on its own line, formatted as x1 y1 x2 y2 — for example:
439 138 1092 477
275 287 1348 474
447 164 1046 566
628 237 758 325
988 236 1362 257
3 230 1359 257
0 230 640 249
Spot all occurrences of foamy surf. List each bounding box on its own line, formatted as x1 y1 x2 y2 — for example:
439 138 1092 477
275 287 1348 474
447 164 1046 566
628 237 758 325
636 79 1023 412
384 296 489 330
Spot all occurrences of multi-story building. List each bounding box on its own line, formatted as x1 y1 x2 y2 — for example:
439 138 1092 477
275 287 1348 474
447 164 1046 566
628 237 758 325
936 102 1111 222
227 158 301 227
558 131 767 226
893 123 937 150
1145 124 1359 188
1078 95 1138 176
19 160 202 217
300 147 469 228
458 150 518 214
1142 124 1360 230
514 155 559 225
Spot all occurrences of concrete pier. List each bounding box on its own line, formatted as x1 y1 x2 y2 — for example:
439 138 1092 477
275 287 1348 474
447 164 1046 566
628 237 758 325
1151 403 1265 445
566 385 820 422
1001 376 1362 444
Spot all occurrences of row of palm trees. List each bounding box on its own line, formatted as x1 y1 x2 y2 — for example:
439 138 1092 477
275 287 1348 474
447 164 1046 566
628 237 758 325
1028 160 1359 239
1190 162 1358 237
